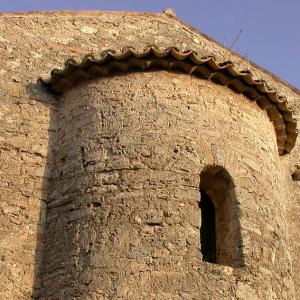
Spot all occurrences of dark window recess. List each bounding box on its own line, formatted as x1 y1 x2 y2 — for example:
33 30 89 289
199 166 244 267
200 191 216 263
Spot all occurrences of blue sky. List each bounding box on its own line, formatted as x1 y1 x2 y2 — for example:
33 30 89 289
1 0 299 89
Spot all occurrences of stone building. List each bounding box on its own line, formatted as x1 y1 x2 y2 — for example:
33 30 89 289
0 9 299 300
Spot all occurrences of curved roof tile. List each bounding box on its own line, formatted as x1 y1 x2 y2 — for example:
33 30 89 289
40 46 297 155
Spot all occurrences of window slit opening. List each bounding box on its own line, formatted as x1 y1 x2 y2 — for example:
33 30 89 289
199 166 244 268
200 191 216 263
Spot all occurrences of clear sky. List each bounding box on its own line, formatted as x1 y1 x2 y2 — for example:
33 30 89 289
1 0 299 89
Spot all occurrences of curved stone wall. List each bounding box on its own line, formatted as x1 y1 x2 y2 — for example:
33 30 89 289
41 46 298 156
41 71 294 299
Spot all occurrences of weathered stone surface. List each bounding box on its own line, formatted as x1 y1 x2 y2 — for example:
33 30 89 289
0 10 299 299
41 72 294 299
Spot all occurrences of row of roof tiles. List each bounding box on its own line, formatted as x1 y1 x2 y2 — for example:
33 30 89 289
41 46 297 155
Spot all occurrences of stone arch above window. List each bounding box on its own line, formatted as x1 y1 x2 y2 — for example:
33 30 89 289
199 165 244 268
40 46 297 155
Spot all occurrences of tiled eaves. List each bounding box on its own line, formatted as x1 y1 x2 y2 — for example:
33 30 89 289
40 46 297 155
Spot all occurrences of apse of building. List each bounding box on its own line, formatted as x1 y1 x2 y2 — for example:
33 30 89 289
0 9 299 300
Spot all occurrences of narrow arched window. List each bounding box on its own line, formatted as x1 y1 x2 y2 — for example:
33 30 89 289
199 166 244 267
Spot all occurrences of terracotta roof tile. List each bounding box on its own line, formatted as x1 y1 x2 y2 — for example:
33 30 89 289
40 46 297 155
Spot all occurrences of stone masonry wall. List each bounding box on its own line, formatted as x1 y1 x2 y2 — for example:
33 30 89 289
0 82 54 299
42 72 294 299
0 10 299 299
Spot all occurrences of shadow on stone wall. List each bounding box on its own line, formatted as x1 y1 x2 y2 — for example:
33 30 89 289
26 81 57 299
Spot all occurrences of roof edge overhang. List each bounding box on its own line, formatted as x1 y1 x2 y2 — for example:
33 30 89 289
40 46 297 155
